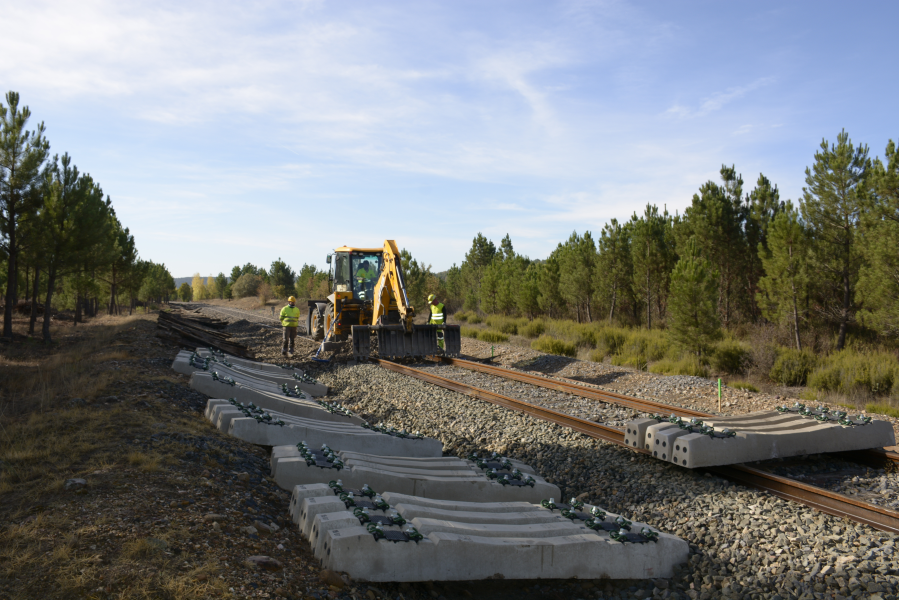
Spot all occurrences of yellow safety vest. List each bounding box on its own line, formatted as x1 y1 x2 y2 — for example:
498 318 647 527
429 302 445 324
280 304 300 327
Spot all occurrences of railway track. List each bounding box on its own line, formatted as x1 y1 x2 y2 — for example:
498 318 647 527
175 303 899 531
438 356 899 465
372 357 899 534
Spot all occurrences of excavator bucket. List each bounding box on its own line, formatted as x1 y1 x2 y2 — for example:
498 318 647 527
351 324 461 361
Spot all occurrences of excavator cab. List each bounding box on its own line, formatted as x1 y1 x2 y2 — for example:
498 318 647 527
350 253 381 301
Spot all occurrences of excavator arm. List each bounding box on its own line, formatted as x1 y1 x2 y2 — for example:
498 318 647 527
351 239 461 360
371 240 414 332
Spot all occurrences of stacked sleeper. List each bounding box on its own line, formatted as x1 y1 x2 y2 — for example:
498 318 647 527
189 370 361 425
626 408 897 468
270 444 560 503
204 399 443 458
174 349 328 397
289 483 689 581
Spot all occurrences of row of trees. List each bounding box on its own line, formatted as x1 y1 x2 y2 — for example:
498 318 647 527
440 130 898 354
0 92 174 342
178 259 302 302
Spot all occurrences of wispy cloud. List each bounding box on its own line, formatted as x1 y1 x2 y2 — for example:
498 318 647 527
665 77 775 120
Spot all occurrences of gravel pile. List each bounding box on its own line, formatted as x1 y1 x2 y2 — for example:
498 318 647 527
312 362 899 599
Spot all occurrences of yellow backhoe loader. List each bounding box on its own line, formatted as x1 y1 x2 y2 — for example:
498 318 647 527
306 240 461 360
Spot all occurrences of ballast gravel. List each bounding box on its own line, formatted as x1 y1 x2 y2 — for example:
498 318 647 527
311 362 899 600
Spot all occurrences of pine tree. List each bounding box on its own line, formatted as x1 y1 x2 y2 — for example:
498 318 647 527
537 256 563 319
757 203 809 349
479 259 499 314
631 205 674 328
516 262 541 317
800 130 869 350
557 231 596 322
35 155 113 341
667 237 721 356
214 272 228 299
461 233 497 312
594 219 633 323
743 174 783 321
178 283 192 302
0 92 50 338
100 215 137 315
857 138 899 336
269 258 296 291
681 167 746 327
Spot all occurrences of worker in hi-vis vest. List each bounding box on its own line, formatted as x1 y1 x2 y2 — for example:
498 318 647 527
427 294 446 350
280 296 301 356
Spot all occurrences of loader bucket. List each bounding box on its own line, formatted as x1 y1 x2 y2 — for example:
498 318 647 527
351 324 461 361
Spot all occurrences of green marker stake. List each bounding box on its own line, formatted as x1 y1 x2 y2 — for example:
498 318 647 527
718 378 722 412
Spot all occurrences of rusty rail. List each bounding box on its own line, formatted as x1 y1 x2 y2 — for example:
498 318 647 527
374 358 899 534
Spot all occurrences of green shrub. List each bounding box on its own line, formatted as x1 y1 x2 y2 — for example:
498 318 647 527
589 349 605 363
454 311 469 323
611 329 669 370
866 403 899 418
461 326 480 339
807 350 898 396
531 335 577 358
467 314 483 324
572 325 598 348
769 348 817 386
712 340 750 374
231 273 262 298
595 328 627 357
519 320 545 338
485 315 525 335
612 353 647 370
728 380 759 393
479 330 509 343
649 356 709 377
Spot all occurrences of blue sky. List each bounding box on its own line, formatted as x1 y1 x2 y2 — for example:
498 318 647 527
2 0 896 277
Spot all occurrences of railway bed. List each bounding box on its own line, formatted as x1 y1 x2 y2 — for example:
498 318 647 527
189 302 899 596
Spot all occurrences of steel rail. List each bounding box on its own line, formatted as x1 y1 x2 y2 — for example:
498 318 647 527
438 356 710 418
375 358 899 534
439 356 899 466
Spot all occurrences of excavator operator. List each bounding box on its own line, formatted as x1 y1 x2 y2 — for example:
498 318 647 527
354 260 377 299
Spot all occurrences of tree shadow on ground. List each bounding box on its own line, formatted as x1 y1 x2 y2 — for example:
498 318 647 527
566 371 631 386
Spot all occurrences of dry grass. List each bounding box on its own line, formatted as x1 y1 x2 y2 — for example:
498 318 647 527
126 450 163 472
0 314 239 599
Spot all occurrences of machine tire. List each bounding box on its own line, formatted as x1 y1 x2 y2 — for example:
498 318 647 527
310 303 327 341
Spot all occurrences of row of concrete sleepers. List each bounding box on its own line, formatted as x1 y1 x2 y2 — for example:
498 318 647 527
626 407 896 468
175 348 688 581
